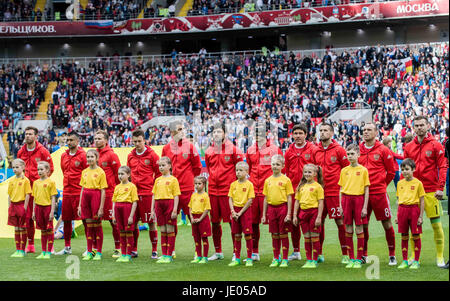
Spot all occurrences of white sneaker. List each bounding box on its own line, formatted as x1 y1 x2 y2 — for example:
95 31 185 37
55 246 72 255
251 253 260 261
437 258 446 268
82 250 88 257
208 253 224 261
288 252 301 261
388 256 397 266
231 253 236 262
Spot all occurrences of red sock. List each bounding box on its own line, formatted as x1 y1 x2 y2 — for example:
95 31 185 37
95 222 103 253
385 226 396 257
150 230 158 252
280 234 289 260
86 222 94 253
272 235 280 260
14 230 21 250
202 237 209 258
245 235 253 259
252 224 260 254
27 219 35 245
126 232 134 256
413 235 421 261
47 231 54 254
304 238 312 260
132 227 139 253
20 229 27 251
111 221 120 250
230 224 235 253
319 223 325 254
167 232 176 256
173 224 177 252
161 233 168 256
41 231 48 252
346 232 354 260
212 224 222 253
363 226 369 256
291 224 301 253
234 236 242 259
120 232 127 255
338 224 347 256
356 232 365 260
193 233 201 257
64 221 72 248
401 235 409 261
312 236 320 261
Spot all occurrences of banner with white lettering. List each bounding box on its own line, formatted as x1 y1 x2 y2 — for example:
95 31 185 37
0 0 447 37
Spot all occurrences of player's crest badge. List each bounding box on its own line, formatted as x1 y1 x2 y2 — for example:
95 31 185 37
102 162 108 167
200 198 204 202
373 154 380 161
278 182 283 186
305 154 311 160
182 153 188 159
224 156 230 162
330 156 337 162
145 159 150 165
75 161 80 167
264 155 271 162
125 188 129 192
411 186 415 190
166 181 170 185
243 187 247 192
426 151 432 157
43 184 47 188
94 174 98 178
356 172 361 176
35 157 41 162
19 182 23 186
309 187 314 192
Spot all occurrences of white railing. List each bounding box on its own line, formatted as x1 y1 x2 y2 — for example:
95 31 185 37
0 41 447 70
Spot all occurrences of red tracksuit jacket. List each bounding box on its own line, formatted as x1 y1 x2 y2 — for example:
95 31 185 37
17 141 54 185
205 139 243 196
162 138 202 193
314 140 350 197
246 140 283 196
284 141 318 190
61 147 88 196
359 141 396 194
403 133 448 193
127 145 161 196
97 145 120 197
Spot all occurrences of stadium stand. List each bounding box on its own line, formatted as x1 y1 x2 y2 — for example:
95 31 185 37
1 42 448 161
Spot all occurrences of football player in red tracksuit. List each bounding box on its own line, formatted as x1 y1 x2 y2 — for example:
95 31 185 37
56 131 88 255
403 116 447 267
94 130 122 258
359 123 397 266
314 123 350 264
246 123 283 261
17 126 54 254
127 129 161 259
162 120 202 258
284 123 318 261
205 123 243 261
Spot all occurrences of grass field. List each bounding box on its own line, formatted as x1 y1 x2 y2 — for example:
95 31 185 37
1 183 448 281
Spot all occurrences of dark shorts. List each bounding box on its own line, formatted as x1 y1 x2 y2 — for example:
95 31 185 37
191 213 212 237
210 195 231 223
81 189 102 220
155 199 176 226
299 208 321 234
342 194 367 226
231 206 253 235
367 193 392 221
137 195 155 223
114 202 136 231
267 203 290 234
34 204 53 231
8 201 26 228
397 204 422 235
251 195 267 224
62 195 81 221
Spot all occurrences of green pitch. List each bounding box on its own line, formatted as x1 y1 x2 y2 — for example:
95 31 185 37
1 183 448 281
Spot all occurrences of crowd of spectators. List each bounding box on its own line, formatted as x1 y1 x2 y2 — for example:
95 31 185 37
81 0 142 21
1 42 448 159
0 0 40 22
187 0 403 16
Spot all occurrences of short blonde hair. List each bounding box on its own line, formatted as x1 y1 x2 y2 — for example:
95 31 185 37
12 158 26 167
271 154 285 165
86 149 99 160
37 161 50 171
236 161 249 171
